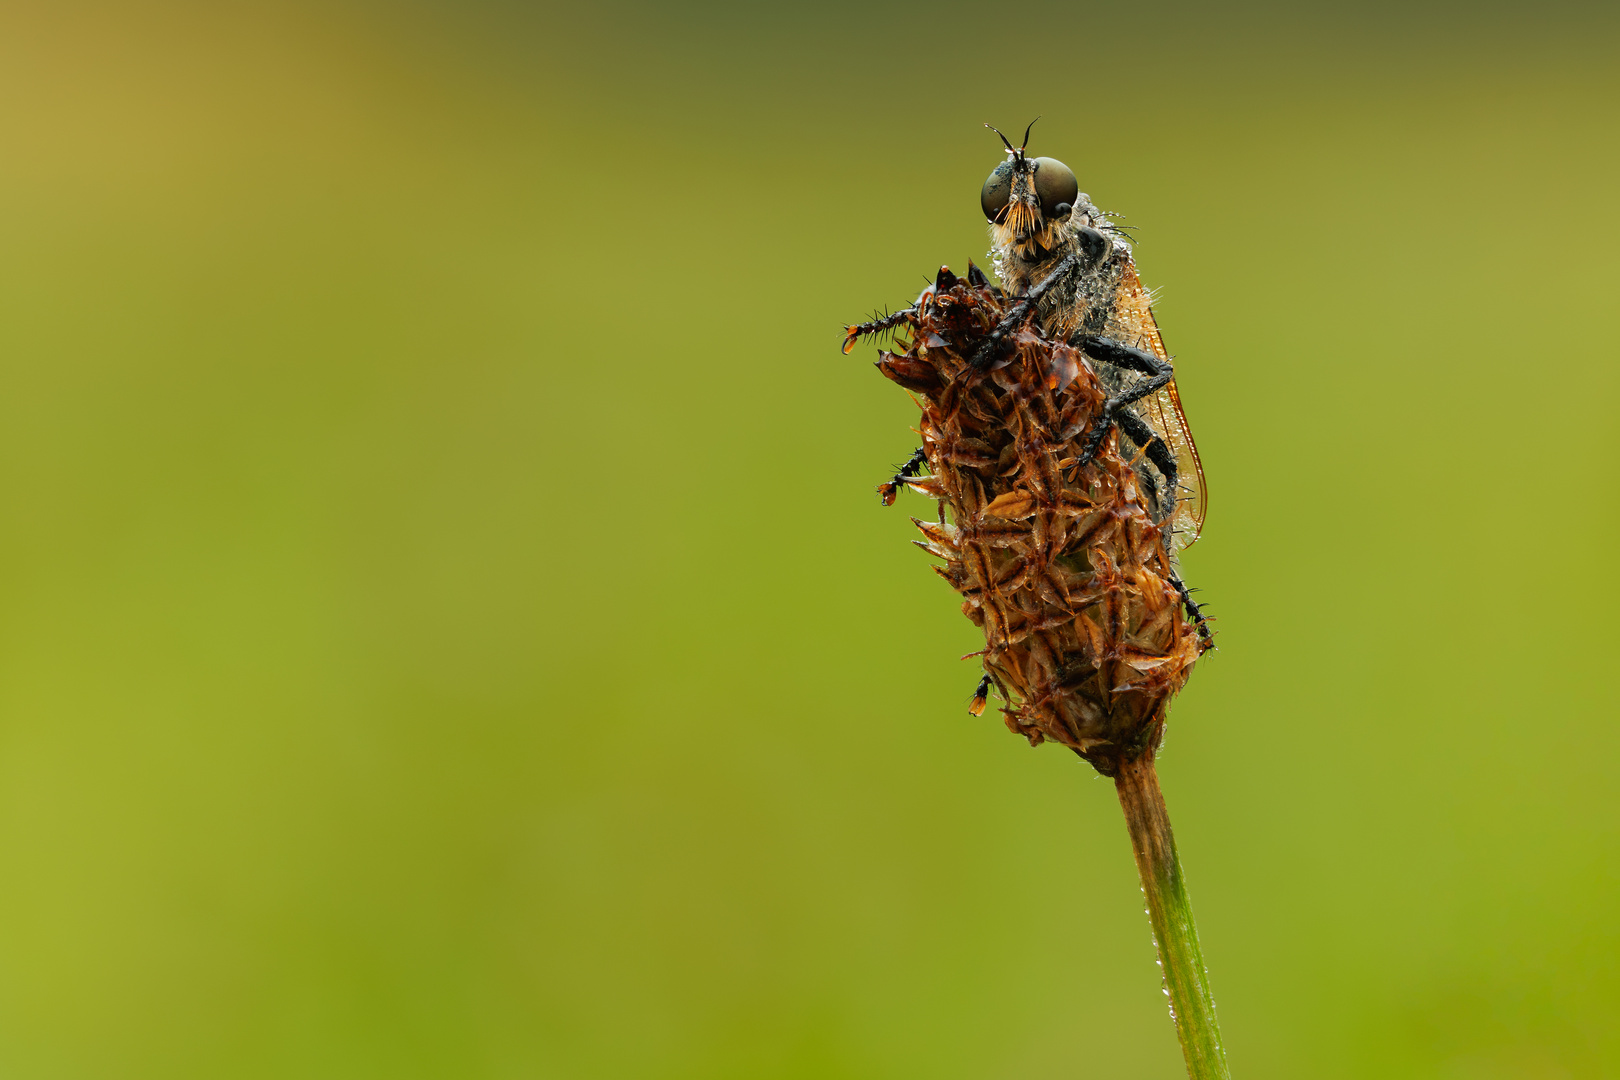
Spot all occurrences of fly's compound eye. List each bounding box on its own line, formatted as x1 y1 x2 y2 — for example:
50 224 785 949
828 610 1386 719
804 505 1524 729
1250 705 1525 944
980 161 1013 223
1031 157 1078 219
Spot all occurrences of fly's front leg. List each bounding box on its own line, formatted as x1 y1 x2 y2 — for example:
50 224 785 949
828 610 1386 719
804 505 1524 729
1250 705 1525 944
969 228 1110 370
877 446 928 506
969 251 1081 370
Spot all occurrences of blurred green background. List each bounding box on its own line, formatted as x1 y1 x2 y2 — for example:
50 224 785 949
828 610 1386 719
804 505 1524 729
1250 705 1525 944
0 0 1615 1076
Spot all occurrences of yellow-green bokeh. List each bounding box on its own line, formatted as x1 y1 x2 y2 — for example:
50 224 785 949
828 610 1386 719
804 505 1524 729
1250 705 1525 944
0 1 1615 1076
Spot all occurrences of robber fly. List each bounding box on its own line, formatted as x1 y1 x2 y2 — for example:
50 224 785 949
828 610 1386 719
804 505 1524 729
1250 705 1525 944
849 120 1213 646
978 119 1206 555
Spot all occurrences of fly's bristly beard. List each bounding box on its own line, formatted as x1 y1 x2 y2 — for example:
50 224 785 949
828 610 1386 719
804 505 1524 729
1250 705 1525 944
855 267 1209 776
999 199 1048 256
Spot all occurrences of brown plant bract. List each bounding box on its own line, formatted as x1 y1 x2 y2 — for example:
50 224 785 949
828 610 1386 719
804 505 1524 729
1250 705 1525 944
868 269 1210 777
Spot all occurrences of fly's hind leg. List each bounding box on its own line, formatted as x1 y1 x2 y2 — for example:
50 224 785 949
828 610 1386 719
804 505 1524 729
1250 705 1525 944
1113 408 1179 524
1168 571 1214 647
1115 413 1209 642
1071 333 1211 645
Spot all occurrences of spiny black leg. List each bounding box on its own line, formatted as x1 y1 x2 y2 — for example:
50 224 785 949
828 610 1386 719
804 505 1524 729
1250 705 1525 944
969 251 1081 370
843 306 918 354
968 673 992 716
1169 572 1213 645
877 446 928 506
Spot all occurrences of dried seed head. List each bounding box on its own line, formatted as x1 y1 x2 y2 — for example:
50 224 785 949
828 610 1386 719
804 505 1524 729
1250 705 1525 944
866 271 1210 777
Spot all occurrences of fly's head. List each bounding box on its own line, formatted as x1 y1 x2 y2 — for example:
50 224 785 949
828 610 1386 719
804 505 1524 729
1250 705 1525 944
981 119 1079 268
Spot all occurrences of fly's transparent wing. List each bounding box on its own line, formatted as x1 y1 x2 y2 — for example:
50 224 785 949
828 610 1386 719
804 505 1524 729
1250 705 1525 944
1113 263 1206 551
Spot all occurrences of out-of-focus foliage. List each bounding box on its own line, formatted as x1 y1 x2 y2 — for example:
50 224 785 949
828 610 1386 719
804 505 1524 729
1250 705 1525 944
0 1 1614 1076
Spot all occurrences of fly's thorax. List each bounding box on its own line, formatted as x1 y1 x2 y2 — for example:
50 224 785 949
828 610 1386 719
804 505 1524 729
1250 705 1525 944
992 197 1127 340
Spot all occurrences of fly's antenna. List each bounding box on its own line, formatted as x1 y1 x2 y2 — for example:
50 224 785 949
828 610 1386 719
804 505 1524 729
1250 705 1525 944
985 123 1018 159
1021 116 1040 152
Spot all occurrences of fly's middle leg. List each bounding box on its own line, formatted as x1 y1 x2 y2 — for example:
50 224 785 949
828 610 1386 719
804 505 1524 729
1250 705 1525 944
1072 334 1175 465
877 446 928 506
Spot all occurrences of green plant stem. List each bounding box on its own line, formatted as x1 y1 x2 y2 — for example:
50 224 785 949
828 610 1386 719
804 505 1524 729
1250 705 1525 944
1114 754 1230 1080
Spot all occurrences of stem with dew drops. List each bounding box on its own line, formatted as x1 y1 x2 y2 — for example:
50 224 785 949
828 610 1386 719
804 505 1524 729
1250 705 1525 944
1113 754 1230 1080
